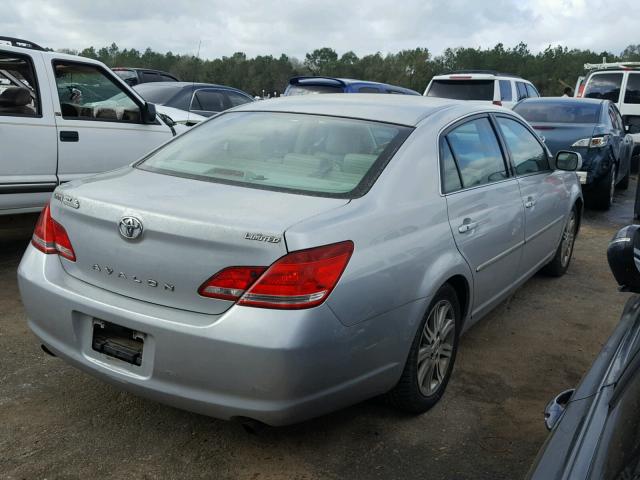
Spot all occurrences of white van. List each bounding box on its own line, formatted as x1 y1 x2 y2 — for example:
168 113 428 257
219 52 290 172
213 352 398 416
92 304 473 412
424 70 540 109
578 62 640 155
0 37 178 215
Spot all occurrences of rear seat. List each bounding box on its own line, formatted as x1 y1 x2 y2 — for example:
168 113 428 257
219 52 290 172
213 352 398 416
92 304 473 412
0 87 35 116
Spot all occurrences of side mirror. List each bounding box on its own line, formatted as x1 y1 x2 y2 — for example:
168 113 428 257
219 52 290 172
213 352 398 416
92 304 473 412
141 102 157 124
555 150 582 171
608 225 640 293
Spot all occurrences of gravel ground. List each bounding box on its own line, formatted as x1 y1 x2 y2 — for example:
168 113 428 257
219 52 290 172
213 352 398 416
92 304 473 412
1 181 637 480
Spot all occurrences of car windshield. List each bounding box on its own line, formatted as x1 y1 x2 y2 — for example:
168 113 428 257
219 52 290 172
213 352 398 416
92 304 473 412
427 79 494 100
138 111 412 197
514 101 601 124
286 84 344 95
133 83 181 104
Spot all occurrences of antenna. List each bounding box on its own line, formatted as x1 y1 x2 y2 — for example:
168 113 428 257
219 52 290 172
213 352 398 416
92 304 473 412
187 40 202 126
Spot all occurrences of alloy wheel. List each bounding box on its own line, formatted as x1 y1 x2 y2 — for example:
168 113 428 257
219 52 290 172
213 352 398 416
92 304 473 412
417 300 456 396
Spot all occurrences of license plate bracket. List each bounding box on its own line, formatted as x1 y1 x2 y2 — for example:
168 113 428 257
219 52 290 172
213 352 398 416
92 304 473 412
92 320 145 366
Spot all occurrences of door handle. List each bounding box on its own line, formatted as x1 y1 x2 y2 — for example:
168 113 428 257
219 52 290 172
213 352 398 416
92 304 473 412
60 131 79 142
525 196 536 208
458 219 478 233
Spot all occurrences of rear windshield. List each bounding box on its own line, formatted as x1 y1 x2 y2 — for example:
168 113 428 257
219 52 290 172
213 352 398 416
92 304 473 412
113 69 137 81
286 84 344 95
133 83 180 104
138 111 412 198
584 73 623 102
427 79 494 100
514 101 601 124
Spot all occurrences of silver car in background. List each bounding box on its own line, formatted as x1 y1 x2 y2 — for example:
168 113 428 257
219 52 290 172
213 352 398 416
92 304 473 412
18 95 583 426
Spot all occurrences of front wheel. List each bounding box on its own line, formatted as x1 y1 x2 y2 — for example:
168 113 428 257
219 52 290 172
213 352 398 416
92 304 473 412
542 206 578 277
387 284 460 413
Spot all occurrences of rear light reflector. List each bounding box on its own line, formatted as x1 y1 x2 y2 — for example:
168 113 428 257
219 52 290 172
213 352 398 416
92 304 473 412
198 266 267 300
31 202 76 261
198 241 354 309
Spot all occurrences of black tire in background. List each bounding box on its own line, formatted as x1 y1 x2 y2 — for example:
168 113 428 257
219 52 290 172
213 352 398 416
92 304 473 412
590 165 616 210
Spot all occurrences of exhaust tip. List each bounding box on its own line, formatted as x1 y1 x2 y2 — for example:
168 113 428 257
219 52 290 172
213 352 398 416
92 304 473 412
233 416 267 434
41 344 56 357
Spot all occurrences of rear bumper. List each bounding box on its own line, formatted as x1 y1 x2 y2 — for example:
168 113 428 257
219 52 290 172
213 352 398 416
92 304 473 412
18 245 412 425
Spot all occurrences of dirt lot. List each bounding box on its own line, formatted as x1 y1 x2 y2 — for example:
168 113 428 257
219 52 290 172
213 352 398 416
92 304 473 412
1 183 637 480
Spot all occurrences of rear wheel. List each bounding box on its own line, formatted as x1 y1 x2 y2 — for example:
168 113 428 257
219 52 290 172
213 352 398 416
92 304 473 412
591 165 616 210
387 284 460 413
542 206 578 277
618 162 630 190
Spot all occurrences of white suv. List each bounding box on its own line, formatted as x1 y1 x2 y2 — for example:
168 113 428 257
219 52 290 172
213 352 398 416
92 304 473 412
578 63 640 156
0 37 179 215
424 70 540 109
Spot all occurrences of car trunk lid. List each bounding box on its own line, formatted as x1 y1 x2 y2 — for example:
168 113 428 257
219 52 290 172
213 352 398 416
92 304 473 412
529 122 597 155
51 168 349 315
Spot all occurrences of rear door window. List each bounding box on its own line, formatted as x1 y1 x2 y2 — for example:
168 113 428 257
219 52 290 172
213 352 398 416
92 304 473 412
225 91 253 107
496 117 549 175
427 80 494 101
525 84 539 98
0 50 40 117
499 80 512 101
516 82 528 101
584 73 624 102
445 117 508 188
191 89 225 112
624 73 640 104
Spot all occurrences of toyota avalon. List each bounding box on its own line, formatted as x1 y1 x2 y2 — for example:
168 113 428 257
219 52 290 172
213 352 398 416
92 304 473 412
18 94 583 426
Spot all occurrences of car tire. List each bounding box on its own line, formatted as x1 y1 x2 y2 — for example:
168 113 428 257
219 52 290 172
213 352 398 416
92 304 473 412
387 283 460 414
591 165 616 210
618 162 630 190
542 206 578 277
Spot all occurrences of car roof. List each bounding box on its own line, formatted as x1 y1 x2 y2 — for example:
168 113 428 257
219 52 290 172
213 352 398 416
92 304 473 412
135 82 252 95
229 93 505 127
518 97 605 105
432 70 524 81
288 76 419 94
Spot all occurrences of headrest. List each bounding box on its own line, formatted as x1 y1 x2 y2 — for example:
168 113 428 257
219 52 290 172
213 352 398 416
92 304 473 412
0 87 31 107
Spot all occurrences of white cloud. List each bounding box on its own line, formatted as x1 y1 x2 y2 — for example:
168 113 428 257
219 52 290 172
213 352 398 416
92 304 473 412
1 0 637 59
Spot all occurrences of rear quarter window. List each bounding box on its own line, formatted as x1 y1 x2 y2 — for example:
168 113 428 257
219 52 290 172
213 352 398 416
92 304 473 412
624 74 640 104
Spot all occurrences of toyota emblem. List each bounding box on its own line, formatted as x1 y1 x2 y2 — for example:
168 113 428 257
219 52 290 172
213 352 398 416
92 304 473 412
119 216 143 240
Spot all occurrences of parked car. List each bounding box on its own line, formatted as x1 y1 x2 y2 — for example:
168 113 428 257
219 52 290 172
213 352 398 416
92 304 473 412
18 94 583 426
112 67 179 86
527 224 640 479
0 36 178 216
577 62 640 156
283 76 420 96
134 82 254 118
424 70 540 108
514 97 634 210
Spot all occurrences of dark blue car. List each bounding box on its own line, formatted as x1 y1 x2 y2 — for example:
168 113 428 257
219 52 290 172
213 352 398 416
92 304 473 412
284 76 420 96
514 98 634 210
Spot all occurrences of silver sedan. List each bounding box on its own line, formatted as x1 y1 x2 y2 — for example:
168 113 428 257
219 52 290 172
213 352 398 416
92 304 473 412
18 94 583 425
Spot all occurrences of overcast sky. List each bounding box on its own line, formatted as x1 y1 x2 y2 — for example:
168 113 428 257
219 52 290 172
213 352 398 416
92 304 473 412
2 0 637 59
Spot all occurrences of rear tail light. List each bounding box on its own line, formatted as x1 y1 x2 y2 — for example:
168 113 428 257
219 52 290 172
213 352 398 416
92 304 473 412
572 135 609 148
492 100 503 106
577 84 585 98
31 203 76 261
198 240 354 309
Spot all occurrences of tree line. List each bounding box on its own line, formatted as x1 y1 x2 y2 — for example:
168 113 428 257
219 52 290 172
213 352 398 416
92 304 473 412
59 42 640 97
